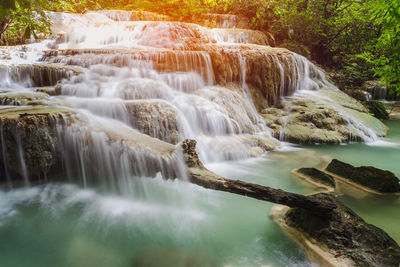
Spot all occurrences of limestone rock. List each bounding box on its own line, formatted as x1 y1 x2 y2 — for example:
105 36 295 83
125 100 181 144
262 89 388 144
0 64 82 87
0 107 72 180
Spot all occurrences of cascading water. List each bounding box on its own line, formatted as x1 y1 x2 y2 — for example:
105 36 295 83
0 10 398 267
0 10 385 185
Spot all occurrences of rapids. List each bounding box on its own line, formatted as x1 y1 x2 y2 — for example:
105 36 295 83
0 9 398 267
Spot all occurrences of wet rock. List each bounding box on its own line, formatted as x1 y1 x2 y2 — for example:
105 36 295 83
126 100 181 144
365 100 389 120
280 193 400 267
0 64 82 87
362 80 389 100
0 92 48 106
42 44 313 110
207 45 298 108
0 107 72 180
340 80 399 101
296 168 336 188
262 89 388 144
35 87 59 96
345 89 371 102
326 159 400 194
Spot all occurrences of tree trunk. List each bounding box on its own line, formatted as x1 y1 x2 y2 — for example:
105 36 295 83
181 139 337 217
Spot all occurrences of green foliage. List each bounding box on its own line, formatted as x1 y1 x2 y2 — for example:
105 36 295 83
366 0 400 95
365 100 389 120
265 0 381 67
0 0 51 45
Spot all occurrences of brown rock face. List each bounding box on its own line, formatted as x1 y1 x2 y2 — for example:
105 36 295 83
126 100 181 144
206 45 298 108
0 108 70 180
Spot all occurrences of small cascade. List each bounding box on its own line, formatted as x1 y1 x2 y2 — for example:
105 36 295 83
210 28 270 45
192 13 239 28
55 112 188 188
0 64 77 88
53 21 210 50
98 10 133 21
295 90 382 142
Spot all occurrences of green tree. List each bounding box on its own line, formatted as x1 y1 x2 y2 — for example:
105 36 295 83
365 0 400 95
0 0 50 45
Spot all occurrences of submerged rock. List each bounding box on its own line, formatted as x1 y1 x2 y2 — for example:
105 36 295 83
271 193 400 267
294 168 336 189
326 159 400 194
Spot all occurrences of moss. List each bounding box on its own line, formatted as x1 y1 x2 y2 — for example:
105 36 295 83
326 159 400 193
365 100 389 120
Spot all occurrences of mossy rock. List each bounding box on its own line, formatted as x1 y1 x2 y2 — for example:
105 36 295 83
365 100 389 120
297 168 336 187
285 193 400 267
326 159 400 193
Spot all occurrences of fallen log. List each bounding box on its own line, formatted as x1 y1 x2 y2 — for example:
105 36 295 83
180 139 337 216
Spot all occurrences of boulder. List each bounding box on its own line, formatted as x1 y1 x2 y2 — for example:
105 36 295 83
271 193 400 267
262 90 388 144
326 159 400 194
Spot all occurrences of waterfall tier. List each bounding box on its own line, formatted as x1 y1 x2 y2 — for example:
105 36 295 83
0 10 387 186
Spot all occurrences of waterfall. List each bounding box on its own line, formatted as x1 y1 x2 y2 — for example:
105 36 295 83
0 10 386 186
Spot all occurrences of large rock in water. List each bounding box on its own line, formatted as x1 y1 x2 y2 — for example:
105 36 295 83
0 107 71 180
262 89 388 143
271 193 400 267
326 159 400 193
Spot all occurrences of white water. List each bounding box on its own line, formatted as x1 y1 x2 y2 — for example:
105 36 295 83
0 10 398 267
0 10 384 185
